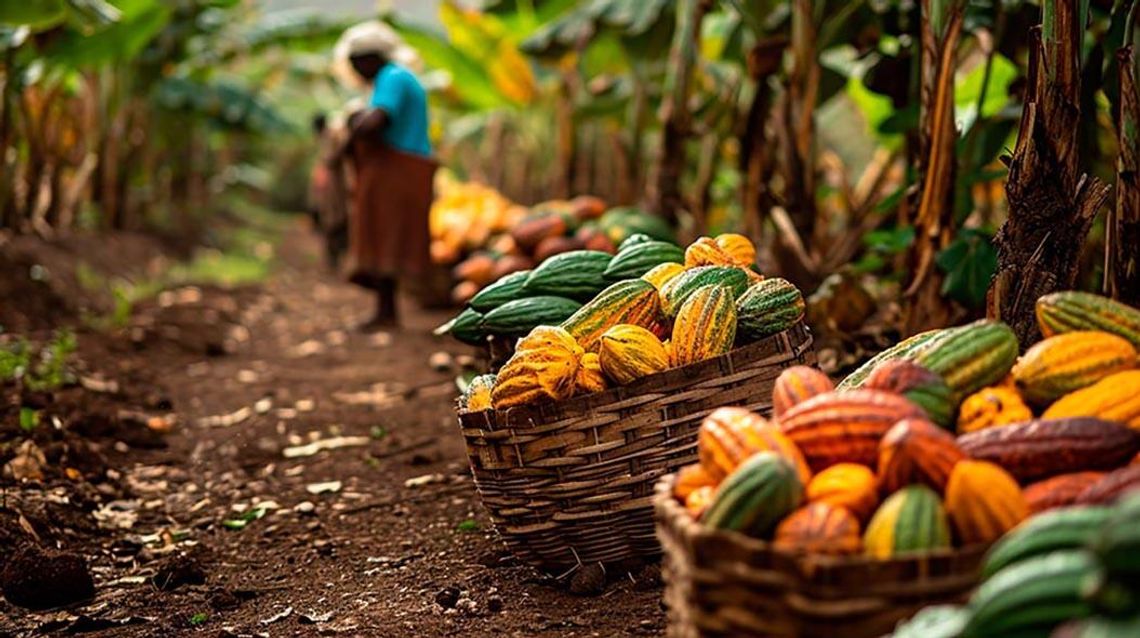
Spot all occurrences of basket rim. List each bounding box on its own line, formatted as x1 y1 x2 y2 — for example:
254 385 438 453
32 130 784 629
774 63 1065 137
460 321 813 426
653 473 989 573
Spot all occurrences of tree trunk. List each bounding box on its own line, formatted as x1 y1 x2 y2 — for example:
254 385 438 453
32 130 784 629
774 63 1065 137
555 65 578 200
766 0 821 289
740 39 785 260
989 1 1112 346
654 0 712 223
0 45 17 230
1107 43 1139 305
903 0 966 335
691 134 719 237
626 70 649 203
782 0 819 243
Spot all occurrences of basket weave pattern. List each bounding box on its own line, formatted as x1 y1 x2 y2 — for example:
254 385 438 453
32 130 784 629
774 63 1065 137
458 323 814 572
654 476 985 638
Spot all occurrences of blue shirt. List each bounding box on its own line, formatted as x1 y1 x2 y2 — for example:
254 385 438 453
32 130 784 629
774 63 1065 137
369 63 431 157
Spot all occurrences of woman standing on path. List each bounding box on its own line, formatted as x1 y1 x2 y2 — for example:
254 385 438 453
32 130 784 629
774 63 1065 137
337 23 436 330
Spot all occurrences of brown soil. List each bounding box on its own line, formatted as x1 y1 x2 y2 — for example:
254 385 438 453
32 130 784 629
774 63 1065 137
0 221 663 637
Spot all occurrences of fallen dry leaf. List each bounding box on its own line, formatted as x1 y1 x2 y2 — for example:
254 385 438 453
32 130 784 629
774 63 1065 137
197 406 252 428
404 473 445 488
305 481 342 495
3 440 46 481
282 436 369 458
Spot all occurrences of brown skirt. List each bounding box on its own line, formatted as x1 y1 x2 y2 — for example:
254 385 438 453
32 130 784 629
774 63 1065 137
345 140 437 289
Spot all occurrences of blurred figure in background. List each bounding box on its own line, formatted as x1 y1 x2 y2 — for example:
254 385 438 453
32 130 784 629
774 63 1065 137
334 23 436 330
308 111 350 269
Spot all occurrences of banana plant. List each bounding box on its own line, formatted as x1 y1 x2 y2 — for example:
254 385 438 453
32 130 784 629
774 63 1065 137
902 0 967 333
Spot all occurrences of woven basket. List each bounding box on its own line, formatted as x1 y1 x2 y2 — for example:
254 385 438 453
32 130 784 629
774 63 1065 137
654 475 986 638
457 322 815 573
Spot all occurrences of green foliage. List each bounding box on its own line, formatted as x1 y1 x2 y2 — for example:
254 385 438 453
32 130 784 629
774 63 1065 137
854 227 915 274
19 408 40 433
1 330 77 391
392 18 515 111
0 0 119 31
520 0 674 59
937 228 998 309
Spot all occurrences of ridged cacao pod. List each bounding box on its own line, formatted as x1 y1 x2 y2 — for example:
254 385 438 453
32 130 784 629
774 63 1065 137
715 233 757 267
702 452 804 539
877 418 965 495
597 324 670 385
944 459 1028 545
914 320 1019 402
698 407 811 484
805 463 879 523
1075 465 1140 505
1012 331 1137 405
957 386 1033 434
560 279 663 352
778 389 928 471
458 373 496 414
640 262 686 291
773 502 863 556
490 327 583 409
685 236 739 268
957 417 1140 483
685 485 715 519
772 366 834 418
864 360 955 429
1043 370 1140 428
574 352 607 395
673 463 716 501
863 485 951 558
1037 290 1140 348
1022 472 1106 513
670 284 737 367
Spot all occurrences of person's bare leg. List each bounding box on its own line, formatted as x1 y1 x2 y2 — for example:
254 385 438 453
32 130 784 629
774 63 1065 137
359 277 398 331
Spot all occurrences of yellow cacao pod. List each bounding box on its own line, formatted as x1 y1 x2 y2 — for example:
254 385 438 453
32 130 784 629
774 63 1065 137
491 327 582 409
598 324 670 385
1043 369 1140 428
957 386 1034 434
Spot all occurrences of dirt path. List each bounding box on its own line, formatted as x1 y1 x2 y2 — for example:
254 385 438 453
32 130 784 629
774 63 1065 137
1 221 662 636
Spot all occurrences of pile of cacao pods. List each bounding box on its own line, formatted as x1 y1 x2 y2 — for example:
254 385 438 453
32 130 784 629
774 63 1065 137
455 234 810 412
671 290 1140 563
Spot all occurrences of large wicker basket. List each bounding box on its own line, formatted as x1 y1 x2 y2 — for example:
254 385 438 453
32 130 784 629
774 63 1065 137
457 322 815 573
654 475 986 638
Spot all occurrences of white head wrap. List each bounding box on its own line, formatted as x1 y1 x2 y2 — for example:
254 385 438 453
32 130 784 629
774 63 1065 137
331 21 423 90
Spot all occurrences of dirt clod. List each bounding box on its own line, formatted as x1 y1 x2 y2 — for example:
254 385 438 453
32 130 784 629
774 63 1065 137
435 585 461 609
487 594 504 613
568 563 607 596
151 551 208 591
1 545 95 609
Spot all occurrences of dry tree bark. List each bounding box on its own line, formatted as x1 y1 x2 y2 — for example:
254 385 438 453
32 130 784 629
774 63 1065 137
654 0 713 225
988 1 1113 346
1106 43 1139 305
905 0 967 334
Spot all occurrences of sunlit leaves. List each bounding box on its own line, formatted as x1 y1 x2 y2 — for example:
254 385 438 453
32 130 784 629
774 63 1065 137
41 0 170 69
0 1 69 30
392 19 513 111
955 53 1018 132
520 0 673 59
